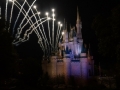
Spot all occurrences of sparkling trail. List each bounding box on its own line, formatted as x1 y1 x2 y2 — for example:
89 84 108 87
13 0 26 35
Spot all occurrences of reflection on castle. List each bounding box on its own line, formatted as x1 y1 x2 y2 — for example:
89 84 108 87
42 7 94 85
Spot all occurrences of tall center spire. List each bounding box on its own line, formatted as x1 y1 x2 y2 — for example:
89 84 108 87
77 6 81 24
76 6 82 39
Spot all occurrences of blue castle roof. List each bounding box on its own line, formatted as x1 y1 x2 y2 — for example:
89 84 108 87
64 46 71 54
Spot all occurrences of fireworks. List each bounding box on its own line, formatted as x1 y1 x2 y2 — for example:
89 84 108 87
4 0 63 56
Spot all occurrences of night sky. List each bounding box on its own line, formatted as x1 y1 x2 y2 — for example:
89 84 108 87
1 0 120 62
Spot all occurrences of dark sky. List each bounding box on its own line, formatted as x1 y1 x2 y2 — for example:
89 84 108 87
1 0 120 61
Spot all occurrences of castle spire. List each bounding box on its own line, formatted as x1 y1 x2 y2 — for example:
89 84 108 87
77 6 80 22
76 6 82 39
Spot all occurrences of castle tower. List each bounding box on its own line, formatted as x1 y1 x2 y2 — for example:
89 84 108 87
76 7 83 55
80 44 88 85
73 27 78 56
63 46 71 84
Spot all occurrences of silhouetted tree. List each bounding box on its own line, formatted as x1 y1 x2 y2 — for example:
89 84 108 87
0 18 18 79
92 4 120 88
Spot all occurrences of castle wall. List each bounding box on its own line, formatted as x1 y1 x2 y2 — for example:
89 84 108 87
87 56 94 78
81 58 88 85
56 60 64 76
63 54 71 83
42 56 94 85
80 53 88 83
42 60 52 77
71 61 81 77
49 56 57 78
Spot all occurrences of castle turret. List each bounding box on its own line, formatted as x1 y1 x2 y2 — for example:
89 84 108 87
75 7 83 56
63 46 71 83
80 44 88 85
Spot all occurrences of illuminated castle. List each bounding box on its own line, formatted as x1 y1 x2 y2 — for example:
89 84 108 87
42 7 94 85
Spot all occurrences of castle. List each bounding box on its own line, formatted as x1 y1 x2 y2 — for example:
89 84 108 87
42 7 94 85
